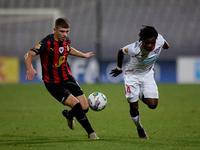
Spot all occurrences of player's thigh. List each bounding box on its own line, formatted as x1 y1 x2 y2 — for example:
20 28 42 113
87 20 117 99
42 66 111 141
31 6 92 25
44 81 79 108
66 77 88 109
124 79 140 103
67 77 84 98
64 94 79 108
44 81 72 104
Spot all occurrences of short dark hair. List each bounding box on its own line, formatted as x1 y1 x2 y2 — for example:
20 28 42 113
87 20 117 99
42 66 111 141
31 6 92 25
55 18 70 29
139 26 158 42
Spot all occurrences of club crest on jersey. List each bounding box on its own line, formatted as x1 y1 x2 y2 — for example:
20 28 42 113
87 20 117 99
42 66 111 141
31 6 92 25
125 48 129 53
59 47 64 53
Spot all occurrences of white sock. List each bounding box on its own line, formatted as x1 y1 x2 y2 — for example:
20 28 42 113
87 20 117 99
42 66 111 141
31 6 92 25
130 114 143 129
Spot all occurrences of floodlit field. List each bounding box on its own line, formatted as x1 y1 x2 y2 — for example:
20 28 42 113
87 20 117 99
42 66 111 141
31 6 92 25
0 84 200 150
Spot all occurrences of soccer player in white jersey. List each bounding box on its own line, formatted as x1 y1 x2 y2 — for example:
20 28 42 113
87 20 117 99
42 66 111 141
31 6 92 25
110 26 169 139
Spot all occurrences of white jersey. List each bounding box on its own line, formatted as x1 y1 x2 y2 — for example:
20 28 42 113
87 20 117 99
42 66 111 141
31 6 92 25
122 34 165 75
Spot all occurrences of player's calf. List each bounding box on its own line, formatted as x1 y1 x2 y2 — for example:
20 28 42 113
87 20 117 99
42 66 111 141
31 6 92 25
72 103 96 135
129 102 139 117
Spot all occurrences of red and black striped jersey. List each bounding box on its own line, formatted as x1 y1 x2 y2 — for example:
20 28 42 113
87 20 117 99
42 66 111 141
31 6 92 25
31 34 72 83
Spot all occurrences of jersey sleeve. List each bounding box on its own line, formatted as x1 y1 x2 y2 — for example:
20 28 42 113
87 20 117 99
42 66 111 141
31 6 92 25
31 38 47 55
122 42 138 55
157 34 165 46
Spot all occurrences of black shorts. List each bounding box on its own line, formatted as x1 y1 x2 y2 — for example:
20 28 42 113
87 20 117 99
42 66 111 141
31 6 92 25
44 77 84 104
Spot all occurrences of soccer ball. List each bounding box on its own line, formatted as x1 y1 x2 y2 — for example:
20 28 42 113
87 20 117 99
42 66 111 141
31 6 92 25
88 92 107 111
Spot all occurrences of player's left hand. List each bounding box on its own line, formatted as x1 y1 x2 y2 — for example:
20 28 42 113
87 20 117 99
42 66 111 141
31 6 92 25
110 68 122 77
25 68 37 80
84 52 94 58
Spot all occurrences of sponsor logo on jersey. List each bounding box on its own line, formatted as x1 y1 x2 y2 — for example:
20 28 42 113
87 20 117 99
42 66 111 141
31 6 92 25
141 55 157 64
55 56 66 67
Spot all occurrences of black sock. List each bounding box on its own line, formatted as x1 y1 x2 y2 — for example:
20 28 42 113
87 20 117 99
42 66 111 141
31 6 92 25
62 109 73 119
83 108 89 114
63 106 89 118
73 103 94 134
62 107 77 119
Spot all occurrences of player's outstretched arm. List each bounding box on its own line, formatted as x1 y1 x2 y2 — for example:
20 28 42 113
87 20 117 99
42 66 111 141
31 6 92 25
24 50 37 80
69 47 94 58
110 49 124 77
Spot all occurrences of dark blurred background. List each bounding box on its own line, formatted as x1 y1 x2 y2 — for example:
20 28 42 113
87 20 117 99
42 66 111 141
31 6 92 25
0 0 199 61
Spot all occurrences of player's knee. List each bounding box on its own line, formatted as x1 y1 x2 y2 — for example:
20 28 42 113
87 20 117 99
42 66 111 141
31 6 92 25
81 103 89 112
83 107 89 114
147 99 158 109
63 95 79 108
148 104 157 109
73 103 85 119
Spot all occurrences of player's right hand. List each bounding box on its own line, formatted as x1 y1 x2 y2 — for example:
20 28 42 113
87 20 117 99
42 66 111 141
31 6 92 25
25 68 37 80
110 68 122 77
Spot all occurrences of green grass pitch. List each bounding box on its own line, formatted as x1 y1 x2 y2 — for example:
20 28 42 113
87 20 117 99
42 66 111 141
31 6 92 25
0 84 200 150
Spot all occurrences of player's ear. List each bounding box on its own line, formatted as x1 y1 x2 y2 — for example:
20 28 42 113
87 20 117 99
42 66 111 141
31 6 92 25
53 28 57 33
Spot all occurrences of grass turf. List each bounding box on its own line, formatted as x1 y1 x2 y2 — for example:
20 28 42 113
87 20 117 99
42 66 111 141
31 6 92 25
0 84 200 150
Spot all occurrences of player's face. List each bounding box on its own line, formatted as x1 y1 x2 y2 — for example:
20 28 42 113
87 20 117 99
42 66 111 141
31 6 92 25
54 27 70 42
143 37 156 51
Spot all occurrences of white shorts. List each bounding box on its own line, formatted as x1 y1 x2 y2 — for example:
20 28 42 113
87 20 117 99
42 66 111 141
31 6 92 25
123 70 158 103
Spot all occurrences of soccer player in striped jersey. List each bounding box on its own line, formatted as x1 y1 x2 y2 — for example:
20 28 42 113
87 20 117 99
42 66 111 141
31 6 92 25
24 18 99 139
110 26 169 139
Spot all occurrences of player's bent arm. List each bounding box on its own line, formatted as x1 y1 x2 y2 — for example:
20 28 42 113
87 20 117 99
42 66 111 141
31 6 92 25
117 49 125 69
163 41 169 49
110 49 124 77
24 51 36 69
69 47 94 58
24 50 37 80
